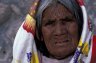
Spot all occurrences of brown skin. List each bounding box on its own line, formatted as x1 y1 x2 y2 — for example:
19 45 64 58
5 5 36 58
41 3 79 59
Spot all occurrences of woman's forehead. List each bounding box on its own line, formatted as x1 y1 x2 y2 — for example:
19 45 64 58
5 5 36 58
42 3 73 20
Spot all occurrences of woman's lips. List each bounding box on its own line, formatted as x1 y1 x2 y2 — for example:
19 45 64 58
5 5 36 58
53 35 70 46
55 40 69 46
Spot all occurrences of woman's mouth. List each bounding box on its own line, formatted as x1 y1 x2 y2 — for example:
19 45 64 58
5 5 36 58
55 40 69 46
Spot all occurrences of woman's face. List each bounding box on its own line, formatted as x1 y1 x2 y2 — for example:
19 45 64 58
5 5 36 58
41 3 79 59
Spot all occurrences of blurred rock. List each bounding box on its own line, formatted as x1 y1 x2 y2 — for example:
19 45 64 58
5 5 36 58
0 3 12 26
0 3 24 63
0 15 24 63
11 4 22 16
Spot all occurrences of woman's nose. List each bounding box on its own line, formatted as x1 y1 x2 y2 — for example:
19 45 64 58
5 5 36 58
54 23 65 36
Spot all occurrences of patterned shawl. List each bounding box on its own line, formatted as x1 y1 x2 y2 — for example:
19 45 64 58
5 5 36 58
12 0 96 63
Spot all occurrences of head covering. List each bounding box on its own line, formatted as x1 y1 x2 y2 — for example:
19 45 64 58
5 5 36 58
12 0 95 63
36 0 83 40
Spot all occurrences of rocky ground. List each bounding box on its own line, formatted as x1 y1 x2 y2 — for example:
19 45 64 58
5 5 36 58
0 0 33 63
0 0 96 63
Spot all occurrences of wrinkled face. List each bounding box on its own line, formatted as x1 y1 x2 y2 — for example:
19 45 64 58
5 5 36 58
41 3 79 59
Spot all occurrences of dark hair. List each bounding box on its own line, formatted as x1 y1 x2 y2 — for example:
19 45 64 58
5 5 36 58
35 0 83 56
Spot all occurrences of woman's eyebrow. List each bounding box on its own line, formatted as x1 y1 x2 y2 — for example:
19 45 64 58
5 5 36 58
42 19 55 24
44 18 56 22
60 16 74 20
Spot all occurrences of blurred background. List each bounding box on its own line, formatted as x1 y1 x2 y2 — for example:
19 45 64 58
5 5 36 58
0 0 96 63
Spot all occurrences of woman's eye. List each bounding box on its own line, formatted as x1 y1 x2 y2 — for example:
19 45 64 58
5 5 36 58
61 18 75 25
66 18 74 22
62 18 74 23
66 18 73 21
45 21 55 26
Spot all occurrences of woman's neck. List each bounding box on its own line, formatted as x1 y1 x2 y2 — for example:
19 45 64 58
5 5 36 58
41 54 73 63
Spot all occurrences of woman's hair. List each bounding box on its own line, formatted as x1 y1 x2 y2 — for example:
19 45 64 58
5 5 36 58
35 0 83 56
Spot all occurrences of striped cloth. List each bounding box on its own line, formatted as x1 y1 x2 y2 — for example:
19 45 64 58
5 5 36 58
12 0 96 63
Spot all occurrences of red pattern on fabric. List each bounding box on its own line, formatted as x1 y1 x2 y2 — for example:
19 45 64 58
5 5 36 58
76 0 84 6
23 22 35 36
90 35 96 63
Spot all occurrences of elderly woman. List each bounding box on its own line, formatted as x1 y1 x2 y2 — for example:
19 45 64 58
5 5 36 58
12 0 95 63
